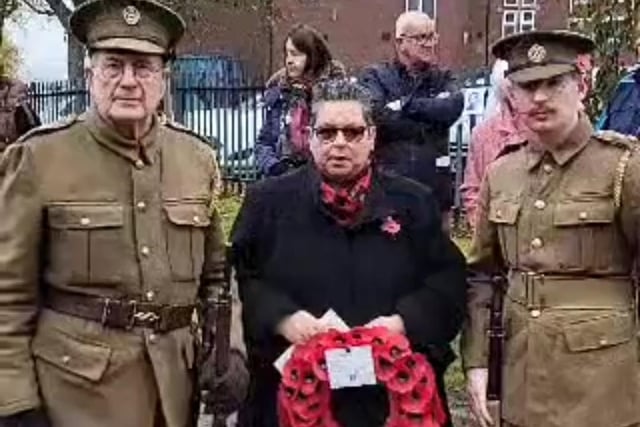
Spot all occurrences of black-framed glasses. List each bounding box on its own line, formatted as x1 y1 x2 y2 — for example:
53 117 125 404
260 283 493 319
312 126 370 144
400 32 439 45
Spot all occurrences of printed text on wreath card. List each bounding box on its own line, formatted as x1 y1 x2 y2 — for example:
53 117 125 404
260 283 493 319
325 345 377 390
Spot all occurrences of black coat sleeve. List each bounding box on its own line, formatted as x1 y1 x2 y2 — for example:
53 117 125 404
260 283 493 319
403 70 464 129
395 192 467 347
231 185 301 344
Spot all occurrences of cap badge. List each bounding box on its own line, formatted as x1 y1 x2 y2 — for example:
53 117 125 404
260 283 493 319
528 44 547 64
123 5 141 26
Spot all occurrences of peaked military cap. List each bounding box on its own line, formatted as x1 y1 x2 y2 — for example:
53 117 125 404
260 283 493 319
69 0 186 56
492 30 595 83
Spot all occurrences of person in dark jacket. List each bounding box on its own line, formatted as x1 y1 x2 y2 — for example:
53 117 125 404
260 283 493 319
233 78 467 427
256 24 345 177
596 66 640 135
359 11 463 220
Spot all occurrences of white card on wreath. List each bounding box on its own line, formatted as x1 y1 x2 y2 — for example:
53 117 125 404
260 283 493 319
325 345 377 390
273 309 350 374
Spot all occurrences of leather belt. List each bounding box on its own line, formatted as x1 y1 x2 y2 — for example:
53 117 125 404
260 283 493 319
507 271 634 310
45 289 196 333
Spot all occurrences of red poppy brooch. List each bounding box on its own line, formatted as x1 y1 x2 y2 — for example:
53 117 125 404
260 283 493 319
381 216 402 238
277 327 447 427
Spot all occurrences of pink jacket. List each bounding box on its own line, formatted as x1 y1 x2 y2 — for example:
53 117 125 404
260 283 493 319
461 109 524 228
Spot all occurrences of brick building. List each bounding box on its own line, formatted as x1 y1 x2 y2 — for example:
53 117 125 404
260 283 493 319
176 0 578 79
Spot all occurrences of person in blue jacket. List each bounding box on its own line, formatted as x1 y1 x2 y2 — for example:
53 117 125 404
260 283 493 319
359 11 464 219
256 24 345 177
596 64 640 136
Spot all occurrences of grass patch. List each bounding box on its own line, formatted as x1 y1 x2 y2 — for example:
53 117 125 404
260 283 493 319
217 194 469 396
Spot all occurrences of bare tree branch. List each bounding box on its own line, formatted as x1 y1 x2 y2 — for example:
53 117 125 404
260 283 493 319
21 0 55 16
36 0 71 30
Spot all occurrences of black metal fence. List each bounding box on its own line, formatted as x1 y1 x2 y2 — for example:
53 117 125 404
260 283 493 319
27 72 490 220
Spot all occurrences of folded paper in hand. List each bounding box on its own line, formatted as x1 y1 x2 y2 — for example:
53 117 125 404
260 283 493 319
273 309 349 374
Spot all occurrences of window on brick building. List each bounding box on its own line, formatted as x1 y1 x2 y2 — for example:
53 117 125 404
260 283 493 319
405 0 437 20
502 0 537 37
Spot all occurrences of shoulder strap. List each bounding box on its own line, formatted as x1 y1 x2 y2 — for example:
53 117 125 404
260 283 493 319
614 147 634 210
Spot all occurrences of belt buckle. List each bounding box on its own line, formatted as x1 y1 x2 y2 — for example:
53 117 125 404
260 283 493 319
128 300 160 330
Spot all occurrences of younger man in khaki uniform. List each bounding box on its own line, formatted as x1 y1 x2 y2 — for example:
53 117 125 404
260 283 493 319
0 1 246 426
463 31 640 427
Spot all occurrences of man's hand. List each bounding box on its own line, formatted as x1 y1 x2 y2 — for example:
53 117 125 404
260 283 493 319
365 314 405 335
466 368 494 427
277 310 327 344
0 408 51 427
199 349 249 417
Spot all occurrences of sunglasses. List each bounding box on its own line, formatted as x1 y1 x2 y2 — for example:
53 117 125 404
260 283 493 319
312 126 370 144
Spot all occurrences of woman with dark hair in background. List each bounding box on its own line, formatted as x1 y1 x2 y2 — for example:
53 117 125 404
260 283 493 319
256 24 345 177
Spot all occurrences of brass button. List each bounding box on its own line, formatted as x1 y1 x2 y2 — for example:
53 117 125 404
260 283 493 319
62 355 71 364
140 246 150 256
136 201 147 211
531 238 543 249
149 334 157 344
495 210 502 219
534 200 546 210
146 291 155 301
80 217 91 226
193 215 200 224
530 309 541 318
543 164 553 173
135 159 145 169
599 338 608 346
579 211 588 220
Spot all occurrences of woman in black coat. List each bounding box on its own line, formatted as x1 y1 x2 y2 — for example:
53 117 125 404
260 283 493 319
233 78 467 427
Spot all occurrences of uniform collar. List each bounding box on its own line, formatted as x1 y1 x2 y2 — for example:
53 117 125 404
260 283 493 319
525 114 593 170
86 108 160 165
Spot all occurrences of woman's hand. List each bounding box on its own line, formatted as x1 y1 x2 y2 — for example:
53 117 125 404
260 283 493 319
277 310 327 344
365 314 406 335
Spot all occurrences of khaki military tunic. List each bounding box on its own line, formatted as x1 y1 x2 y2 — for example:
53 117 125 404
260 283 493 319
462 116 640 427
0 110 225 427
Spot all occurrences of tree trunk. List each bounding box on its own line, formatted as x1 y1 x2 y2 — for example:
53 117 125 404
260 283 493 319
67 35 84 82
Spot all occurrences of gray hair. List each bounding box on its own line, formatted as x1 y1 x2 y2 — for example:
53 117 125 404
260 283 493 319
311 77 374 125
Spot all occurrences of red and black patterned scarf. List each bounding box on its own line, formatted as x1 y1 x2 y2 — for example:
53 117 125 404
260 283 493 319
320 168 373 227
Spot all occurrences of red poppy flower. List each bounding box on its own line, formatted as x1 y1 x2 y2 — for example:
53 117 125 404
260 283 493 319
282 359 306 389
381 216 402 237
387 355 426 394
346 327 375 346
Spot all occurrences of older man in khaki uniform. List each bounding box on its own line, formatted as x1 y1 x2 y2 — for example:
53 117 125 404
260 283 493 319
0 1 247 426
463 30 640 427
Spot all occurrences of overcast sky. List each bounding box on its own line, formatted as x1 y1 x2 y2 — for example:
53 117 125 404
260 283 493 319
8 6 69 82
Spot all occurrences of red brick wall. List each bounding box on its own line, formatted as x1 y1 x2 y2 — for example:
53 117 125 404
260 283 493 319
270 0 401 76
175 1 270 79
175 0 572 79
465 0 570 69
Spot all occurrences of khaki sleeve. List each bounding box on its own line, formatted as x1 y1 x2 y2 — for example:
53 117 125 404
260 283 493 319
618 153 640 264
461 176 501 369
0 144 43 415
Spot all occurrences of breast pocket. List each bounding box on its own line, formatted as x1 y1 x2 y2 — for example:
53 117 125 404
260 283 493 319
553 199 615 269
164 202 211 282
488 199 520 266
47 203 124 285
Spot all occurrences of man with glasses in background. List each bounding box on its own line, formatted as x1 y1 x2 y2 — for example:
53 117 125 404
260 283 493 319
0 1 247 426
360 11 464 231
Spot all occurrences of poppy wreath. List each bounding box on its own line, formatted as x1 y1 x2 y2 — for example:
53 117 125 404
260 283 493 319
277 327 447 427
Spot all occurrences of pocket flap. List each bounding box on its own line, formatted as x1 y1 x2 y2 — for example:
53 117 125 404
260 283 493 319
554 200 615 226
48 204 124 230
164 203 211 227
488 200 520 224
32 329 112 382
564 314 633 352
